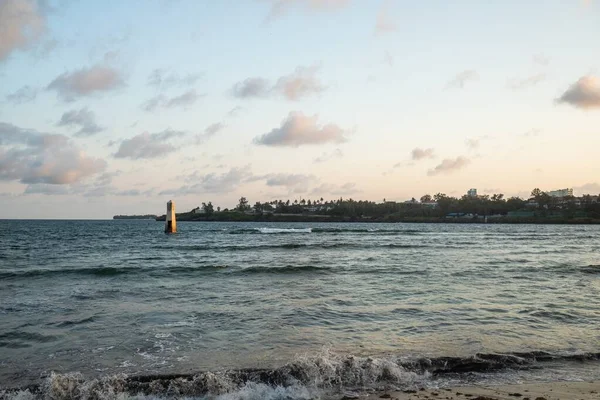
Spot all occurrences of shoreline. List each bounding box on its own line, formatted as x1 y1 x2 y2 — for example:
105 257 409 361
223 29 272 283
149 215 600 224
364 381 600 400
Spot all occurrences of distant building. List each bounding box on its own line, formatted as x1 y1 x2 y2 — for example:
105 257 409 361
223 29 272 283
467 188 477 197
193 207 206 214
548 188 573 198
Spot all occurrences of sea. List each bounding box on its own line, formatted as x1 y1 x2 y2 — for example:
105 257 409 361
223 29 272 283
1 220 599 399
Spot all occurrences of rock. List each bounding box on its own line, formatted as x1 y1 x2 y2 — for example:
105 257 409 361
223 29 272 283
380 395 392 399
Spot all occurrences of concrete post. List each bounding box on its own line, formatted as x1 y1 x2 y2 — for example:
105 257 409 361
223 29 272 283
165 200 176 233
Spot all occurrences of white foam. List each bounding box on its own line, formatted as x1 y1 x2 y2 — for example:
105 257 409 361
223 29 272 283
256 228 312 234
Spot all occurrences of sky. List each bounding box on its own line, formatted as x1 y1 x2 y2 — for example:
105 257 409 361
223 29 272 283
0 0 599 219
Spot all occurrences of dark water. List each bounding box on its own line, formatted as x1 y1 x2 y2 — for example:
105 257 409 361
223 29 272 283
1 220 599 399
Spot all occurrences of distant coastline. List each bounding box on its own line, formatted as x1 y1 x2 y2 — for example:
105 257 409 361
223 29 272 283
145 212 600 224
116 191 600 224
113 215 158 220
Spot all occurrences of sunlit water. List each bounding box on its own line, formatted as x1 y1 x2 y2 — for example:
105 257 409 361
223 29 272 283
1 220 599 398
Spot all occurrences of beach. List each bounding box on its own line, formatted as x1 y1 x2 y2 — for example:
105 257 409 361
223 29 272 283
365 381 600 400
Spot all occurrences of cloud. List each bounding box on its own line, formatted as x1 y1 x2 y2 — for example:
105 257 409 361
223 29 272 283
465 138 480 149
375 0 397 34
57 108 104 136
6 85 38 104
114 129 185 159
232 65 325 100
147 69 200 89
204 122 225 137
0 122 106 184
195 122 225 144
254 111 347 147
465 135 492 149
519 128 541 138
265 173 316 193
574 182 600 195
533 54 550 66
314 148 343 163
0 0 46 62
166 89 200 108
47 65 124 101
266 0 349 20
227 106 243 117
24 183 71 195
311 182 360 196
142 89 201 111
411 147 435 160
507 73 546 90
231 77 271 98
384 51 394 67
427 156 470 176
274 65 325 100
556 75 600 109
160 166 253 195
447 70 479 89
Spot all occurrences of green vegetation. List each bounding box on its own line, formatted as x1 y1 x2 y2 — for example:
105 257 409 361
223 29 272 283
149 190 600 224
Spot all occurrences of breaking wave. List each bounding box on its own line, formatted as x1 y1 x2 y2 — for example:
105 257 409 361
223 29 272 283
2 351 599 400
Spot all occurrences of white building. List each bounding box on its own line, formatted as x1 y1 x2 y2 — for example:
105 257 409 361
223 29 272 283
548 188 573 198
467 188 477 197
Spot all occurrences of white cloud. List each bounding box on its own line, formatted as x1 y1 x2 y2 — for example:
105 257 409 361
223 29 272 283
533 54 550 66
314 148 343 163
0 0 46 62
142 89 201 111
574 182 600 195
411 147 435 160
266 0 349 20
427 156 470 176
47 64 124 101
195 122 225 144
57 108 104 136
465 138 480 149
114 129 185 159
0 122 106 184
265 173 316 193
232 65 325 101
231 78 270 98
311 182 360 196
160 166 253 195
375 0 397 35
6 85 38 104
274 65 325 100
384 51 394 67
254 111 347 147
507 73 546 90
447 70 479 89
147 69 200 89
557 75 600 109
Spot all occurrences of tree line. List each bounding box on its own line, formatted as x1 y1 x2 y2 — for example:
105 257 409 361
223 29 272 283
193 189 600 220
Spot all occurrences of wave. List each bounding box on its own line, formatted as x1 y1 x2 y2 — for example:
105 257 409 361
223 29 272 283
2 351 599 399
206 227 424 235
0 266 139 279
158 242 431 252
238 265 332 274
222 228 313 234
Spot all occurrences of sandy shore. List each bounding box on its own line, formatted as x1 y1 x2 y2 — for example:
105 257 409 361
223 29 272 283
355 381 600 400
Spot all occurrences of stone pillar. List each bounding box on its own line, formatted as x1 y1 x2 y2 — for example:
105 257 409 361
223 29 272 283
165 200 176 233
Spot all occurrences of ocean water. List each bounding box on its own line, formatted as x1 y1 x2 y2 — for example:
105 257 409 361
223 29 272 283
1 220 599 399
